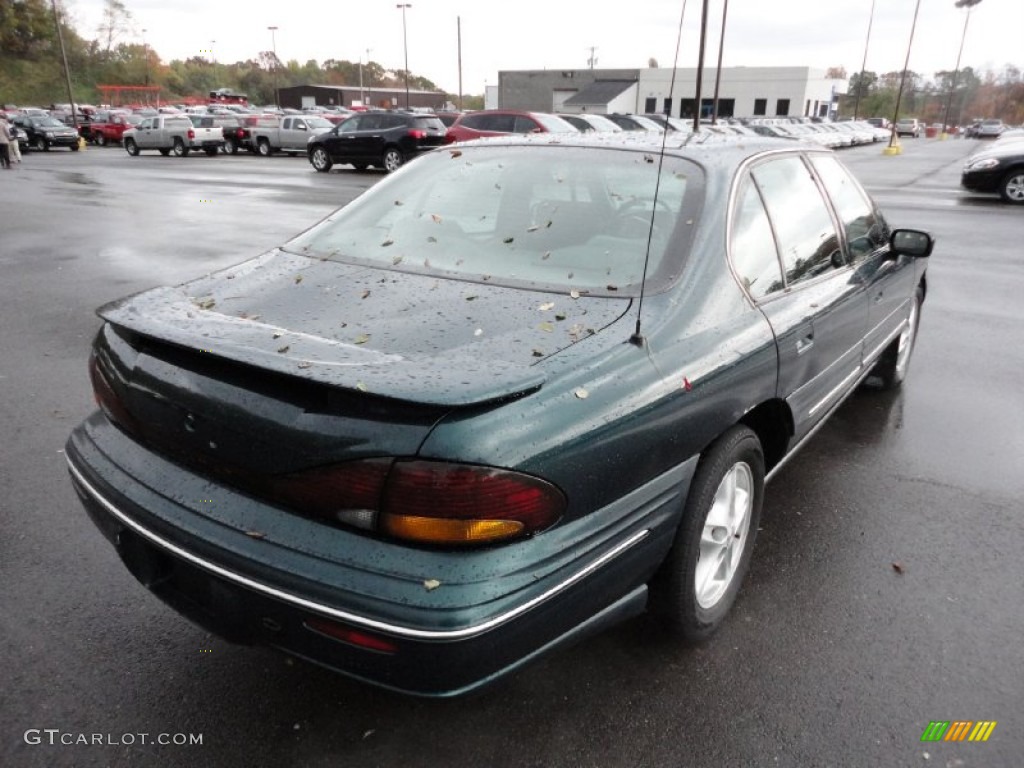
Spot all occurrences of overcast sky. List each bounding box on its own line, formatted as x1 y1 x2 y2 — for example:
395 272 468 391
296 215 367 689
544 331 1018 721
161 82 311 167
67 0 1022 94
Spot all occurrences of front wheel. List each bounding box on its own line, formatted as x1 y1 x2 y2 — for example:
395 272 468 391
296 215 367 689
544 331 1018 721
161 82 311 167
95 133 107 147
381 147 403 173
651 426 765 643
125 138 140 156
309 146 333 172
870 288 923 389
34 136 48 151
999 170 1024 204
171 138 188 157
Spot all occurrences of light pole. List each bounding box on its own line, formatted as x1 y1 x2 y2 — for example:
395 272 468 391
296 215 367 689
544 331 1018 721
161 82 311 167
942 0 982 138
142 28 150 89
711 0 729 124
397 4 411 109
359 48 372 107
267 25 279 107
853 0 876 120
885 0 924 154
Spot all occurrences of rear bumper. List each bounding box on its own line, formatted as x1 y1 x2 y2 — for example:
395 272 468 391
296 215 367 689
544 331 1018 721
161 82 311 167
66 414 689 696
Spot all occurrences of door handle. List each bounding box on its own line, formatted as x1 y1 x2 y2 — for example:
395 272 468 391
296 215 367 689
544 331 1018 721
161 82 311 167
796 335 814 355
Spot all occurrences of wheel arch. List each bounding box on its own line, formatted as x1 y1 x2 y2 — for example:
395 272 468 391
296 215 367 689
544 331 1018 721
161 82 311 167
737 398 793 475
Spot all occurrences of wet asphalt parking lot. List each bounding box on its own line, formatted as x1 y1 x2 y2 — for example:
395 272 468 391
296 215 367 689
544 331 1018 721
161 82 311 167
1 136 1021 767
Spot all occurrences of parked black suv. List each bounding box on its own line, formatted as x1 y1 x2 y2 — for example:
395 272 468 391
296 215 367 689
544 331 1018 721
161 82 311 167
307 111 446 173
12 115 81 151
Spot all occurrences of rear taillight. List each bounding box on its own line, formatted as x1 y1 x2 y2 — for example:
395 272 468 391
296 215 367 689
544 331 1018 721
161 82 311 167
236 128 244 138
88 352 139 435
267 459 564 546
188 128 195 140
407 129 426 139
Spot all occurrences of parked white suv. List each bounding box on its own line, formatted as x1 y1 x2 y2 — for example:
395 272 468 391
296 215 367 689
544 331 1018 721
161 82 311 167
896 118 921 138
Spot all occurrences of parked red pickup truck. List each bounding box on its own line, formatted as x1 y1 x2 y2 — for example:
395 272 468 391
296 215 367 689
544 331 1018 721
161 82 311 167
90 113 144 146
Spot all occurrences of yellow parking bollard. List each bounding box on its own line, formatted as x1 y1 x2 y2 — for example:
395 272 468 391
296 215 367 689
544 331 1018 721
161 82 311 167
882 141 902 156
78 136 86 150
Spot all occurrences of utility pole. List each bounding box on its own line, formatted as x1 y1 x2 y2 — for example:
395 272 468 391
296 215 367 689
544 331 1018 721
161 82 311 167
267 26 279 107
397 4 412 109
587 47 598 69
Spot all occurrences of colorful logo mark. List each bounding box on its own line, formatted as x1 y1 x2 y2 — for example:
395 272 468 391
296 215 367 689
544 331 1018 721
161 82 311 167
921 721 997 742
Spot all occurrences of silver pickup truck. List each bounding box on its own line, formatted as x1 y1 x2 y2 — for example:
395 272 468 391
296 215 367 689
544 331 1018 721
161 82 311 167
187 116 227 155
123 115 196 157
250 115 335 156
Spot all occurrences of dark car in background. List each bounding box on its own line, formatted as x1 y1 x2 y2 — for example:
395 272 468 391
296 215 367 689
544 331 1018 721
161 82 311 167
66 134 933 697
307 111 446 173
444 110 577 143
961 140 1024 203
12 115 81 151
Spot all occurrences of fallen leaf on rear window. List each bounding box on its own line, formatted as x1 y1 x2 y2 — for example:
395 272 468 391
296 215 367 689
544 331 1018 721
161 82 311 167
297 361 312 369
892 562 905 575
427 236 438 243
245 531 266 539
539 322 554 333
354 334 370 345
277 345 290 354
355 381 368 392
503 237 514 244
423 579 441 591
574 387 589 399
532 348 545 357
394 199 403 206
381 238 394 247
392 255 403 266
294 274 303 284
361 289 371 299
538 302 555 311
431 214 443 224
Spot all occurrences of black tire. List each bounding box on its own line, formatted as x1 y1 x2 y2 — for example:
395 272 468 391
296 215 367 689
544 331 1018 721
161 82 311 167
223 137 237 155
257 138 271 157
651 426 765 643
125 138 140 157
95 133 107 147
159 148 171 156
381 147 403 173
999 169 1024 204
205 147 219 157
309 146 333 172
352 163 368 171
870 287 923 389
70 141 79 152
171 138 188 157
35 136 49 151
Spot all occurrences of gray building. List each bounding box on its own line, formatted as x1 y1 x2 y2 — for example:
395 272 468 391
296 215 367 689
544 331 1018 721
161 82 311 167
498 66 846 119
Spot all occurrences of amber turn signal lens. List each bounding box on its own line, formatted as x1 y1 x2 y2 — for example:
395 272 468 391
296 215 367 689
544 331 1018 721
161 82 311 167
381 514 525 544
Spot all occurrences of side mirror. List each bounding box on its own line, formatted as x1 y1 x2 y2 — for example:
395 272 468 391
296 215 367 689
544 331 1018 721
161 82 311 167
890 229 934 258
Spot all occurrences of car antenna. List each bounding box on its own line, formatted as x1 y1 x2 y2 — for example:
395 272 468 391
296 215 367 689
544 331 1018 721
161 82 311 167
630 0 690 347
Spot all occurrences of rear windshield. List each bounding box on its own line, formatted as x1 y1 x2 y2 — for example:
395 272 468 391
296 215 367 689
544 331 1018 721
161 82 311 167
412 116 445 131
286 144 703 297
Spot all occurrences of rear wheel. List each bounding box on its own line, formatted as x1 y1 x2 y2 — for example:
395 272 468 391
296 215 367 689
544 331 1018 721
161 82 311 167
651 426 765 643
309 146 333 172
95 133 107 147
870 287 923 389
381 147 403 173
223 137 237 155
125 138 140 156
999 170 1024 204
171 138 188 157
257 138 271 157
